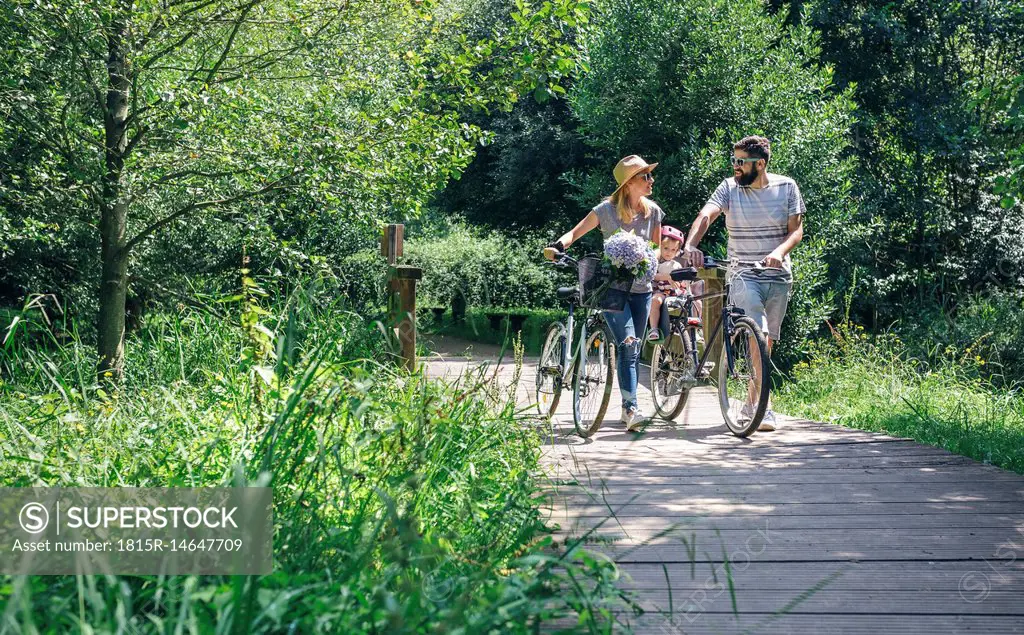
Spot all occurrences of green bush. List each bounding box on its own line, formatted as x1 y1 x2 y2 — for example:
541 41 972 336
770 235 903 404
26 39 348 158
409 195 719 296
434 306 569 355
773 240 836 371
403 224 569 311
895 289 1024 387
336 249 388 315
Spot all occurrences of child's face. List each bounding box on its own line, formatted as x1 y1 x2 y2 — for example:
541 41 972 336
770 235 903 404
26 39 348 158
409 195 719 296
661 237 682 260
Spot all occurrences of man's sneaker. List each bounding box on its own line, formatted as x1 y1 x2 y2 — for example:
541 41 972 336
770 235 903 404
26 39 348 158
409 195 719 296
738 403 755 422
758 409 778 432
625 408 646 432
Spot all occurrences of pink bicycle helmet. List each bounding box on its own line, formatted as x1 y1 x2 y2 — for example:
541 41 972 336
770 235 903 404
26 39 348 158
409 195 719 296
661 225 685 243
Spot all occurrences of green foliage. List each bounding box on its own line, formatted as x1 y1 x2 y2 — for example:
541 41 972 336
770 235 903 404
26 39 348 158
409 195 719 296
403 224 570 310
337 249 389 316
0 0 594 370
992 74 1024 208
895 289 1024 387
0 291 629 632
570 0 857 358
775 320 1024 473
795 0 1024 320
773 240 835 370
433 97 593 231
430 306 570 355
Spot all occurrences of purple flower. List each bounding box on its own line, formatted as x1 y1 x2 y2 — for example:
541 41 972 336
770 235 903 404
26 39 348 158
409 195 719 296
604 231 658 286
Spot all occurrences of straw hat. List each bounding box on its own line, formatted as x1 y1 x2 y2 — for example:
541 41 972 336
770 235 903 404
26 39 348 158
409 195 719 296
612 155 658 195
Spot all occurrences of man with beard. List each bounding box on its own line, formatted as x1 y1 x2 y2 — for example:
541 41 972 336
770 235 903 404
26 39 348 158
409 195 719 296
682 135 805 431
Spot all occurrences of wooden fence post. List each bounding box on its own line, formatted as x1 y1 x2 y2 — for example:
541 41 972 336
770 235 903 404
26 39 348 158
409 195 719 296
382 224 421 371
699 267 726 369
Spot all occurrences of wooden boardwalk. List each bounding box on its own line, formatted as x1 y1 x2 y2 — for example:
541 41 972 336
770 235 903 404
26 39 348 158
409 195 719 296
423 336 1024 634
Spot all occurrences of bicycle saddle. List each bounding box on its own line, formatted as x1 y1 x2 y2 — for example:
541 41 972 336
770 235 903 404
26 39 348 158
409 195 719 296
556 286 580 303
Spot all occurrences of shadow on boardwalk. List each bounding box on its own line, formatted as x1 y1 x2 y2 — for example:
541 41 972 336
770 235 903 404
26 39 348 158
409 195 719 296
423 335 1024 634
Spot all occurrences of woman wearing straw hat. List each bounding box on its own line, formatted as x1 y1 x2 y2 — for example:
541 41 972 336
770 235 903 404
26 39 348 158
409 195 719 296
543 155 663 432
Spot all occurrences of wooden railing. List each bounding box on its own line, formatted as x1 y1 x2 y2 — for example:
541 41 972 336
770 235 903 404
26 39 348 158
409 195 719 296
382 224 421 371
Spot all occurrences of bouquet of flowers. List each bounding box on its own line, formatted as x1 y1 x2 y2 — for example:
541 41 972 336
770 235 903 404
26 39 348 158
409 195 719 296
603 230 658 286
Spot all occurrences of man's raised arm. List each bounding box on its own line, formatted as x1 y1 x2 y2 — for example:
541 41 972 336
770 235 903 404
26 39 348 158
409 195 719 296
683 203 723 268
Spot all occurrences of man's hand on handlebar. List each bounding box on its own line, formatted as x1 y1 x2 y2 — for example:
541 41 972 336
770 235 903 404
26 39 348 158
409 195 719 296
762 249 784 269
683 244 703 268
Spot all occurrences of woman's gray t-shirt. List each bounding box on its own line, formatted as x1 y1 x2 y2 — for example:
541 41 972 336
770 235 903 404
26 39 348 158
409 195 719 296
591 199 665 293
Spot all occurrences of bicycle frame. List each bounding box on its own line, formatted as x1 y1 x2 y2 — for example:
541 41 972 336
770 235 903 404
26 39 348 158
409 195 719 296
670 276 739 379
557 301 606 386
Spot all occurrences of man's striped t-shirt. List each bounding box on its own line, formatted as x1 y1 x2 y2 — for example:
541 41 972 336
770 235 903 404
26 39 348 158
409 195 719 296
706 173 805 282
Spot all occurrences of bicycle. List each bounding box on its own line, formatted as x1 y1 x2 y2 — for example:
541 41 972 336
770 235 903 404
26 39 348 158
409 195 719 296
535 251 617 438
648 257 772 437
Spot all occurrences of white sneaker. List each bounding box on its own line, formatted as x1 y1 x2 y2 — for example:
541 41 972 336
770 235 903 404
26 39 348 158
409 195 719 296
758 409 777 432
738 403 755 421
625 408 646 432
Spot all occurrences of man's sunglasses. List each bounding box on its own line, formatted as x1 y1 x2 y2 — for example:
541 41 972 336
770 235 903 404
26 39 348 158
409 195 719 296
730 156 761 167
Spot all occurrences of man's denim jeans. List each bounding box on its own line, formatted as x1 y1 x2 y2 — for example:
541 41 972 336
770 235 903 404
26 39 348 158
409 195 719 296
603 291 653 412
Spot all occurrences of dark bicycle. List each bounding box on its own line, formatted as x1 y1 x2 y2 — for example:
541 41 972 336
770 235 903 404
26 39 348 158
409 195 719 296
649 257 771 437
535 251 617 438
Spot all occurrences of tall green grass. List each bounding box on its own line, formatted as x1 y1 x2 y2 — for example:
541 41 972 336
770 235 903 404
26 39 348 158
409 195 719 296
0 284 631 632
775 321 1024 473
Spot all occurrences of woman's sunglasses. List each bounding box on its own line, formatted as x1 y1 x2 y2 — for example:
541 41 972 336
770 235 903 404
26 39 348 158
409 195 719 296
635 172 654 182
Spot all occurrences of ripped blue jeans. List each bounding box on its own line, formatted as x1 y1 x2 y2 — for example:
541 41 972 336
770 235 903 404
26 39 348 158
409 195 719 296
603 291 653 412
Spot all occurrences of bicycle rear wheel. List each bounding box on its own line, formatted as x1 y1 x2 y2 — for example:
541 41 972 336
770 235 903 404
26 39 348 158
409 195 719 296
572 325 615 437
536 322 566 419
650 326 699 420
718 316 770 437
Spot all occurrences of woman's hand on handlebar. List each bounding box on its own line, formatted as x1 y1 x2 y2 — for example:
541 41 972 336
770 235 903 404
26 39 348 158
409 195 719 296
543 240 565 261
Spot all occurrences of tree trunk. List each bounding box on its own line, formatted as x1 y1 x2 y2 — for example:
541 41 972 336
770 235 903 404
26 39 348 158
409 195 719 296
97 6 131 382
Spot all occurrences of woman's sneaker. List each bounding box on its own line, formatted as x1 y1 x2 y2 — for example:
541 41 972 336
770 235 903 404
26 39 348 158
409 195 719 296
625 408 646 432
758 410 777 432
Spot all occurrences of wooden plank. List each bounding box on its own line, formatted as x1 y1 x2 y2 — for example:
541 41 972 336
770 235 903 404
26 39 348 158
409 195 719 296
543 485 1024 505
596 542 1024 564
553 526 1024 551
566 614 1024 635
543 501 1024 517
617 590 1024 615
616 560 1024 590
545 469 1022 486
559 513 1024 532
542 454 984 471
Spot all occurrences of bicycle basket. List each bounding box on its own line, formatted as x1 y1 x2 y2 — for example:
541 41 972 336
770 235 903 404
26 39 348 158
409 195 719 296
578 255 634 312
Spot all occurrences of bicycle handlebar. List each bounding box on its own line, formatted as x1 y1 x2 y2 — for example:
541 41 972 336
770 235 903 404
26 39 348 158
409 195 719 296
703 257 783 272
543 249 579 268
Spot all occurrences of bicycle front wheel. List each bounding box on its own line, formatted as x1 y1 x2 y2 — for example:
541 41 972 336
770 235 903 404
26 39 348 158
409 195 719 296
572 325 615 437
536 322 566 419
650 327 698 420
718 316 770 437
